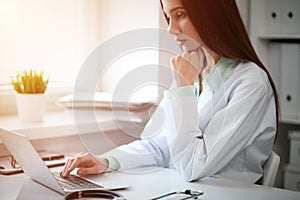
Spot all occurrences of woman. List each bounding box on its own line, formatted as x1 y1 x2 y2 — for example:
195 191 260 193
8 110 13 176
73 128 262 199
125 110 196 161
61 0 278 184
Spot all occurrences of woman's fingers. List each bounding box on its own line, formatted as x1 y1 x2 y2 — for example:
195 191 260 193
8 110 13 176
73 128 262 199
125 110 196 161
170 55 188 86
66 154 87 173
60 152 100 178
61 157 75 177
60 152 83 177
170 48 206 87
183 50 201 73
77 158 109 175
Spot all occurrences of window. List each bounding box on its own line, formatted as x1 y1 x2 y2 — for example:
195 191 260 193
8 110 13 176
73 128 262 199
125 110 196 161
0 0 161 115
0 0 102 90
0 0 103 115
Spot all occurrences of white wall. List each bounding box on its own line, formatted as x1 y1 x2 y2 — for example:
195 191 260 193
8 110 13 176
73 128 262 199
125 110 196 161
96 0 161 101
97 0 160 43
236 0 250 30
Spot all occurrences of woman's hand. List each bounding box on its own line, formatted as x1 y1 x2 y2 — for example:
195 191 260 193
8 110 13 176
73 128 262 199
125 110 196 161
171 47 206 87
60 152 109 178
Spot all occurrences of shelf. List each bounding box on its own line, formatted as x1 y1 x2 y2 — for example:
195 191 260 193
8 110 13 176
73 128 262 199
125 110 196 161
280 119 300 126
250 0 300 126
280 113 300 125
259 34 300 41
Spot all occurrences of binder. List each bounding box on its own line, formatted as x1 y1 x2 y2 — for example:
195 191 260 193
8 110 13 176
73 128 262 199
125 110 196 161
280 44 300 120
268 43 281 91
283 0 300 34
265 0 283 34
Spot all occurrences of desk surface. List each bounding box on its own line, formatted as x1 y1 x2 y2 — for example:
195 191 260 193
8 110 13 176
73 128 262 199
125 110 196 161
1 166 300 200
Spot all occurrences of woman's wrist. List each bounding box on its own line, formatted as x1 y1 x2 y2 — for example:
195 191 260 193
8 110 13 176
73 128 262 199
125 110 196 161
99 156 120 172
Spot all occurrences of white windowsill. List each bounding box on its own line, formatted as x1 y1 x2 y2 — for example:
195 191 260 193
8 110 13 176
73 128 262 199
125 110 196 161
0 109 149 141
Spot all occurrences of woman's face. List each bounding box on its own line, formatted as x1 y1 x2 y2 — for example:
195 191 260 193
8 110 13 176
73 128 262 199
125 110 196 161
162 0 203 52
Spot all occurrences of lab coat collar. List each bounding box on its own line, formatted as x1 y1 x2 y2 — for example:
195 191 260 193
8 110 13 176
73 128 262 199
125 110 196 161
203 57 237 93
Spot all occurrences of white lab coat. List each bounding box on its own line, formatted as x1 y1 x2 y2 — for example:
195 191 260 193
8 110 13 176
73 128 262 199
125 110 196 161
102 60 276 184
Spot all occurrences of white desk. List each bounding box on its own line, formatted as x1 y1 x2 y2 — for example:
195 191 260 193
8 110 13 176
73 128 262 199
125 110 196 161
1 166 300 200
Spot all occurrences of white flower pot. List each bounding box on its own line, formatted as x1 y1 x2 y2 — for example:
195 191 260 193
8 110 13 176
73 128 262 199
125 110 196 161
16 93 46 122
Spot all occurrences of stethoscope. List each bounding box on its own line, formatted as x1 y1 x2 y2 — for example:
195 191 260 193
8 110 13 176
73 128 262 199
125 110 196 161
150 189 204 200
65 189 203 200
64 189 126 200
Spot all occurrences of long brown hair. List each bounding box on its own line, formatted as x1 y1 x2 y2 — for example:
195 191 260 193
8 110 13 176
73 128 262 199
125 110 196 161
160 0 279 142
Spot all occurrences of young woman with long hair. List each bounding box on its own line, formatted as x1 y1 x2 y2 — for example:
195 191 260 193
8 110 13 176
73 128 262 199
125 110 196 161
61 0 278 184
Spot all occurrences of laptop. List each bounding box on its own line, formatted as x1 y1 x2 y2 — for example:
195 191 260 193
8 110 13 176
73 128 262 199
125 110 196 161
0 128 128 195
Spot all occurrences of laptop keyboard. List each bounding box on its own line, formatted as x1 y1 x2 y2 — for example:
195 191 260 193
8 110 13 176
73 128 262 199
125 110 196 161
52 172 103 191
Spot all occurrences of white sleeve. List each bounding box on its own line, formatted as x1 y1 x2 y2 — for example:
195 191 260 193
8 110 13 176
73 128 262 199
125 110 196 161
97 156 120 172
101 97 173 170
101 86 196 171
164 80 274 181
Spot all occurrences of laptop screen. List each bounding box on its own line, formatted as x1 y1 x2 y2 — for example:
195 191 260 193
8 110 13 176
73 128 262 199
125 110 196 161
0 128 64 194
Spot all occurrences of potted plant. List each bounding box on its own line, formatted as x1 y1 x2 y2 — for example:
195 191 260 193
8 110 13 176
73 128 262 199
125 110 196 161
11 69 49 122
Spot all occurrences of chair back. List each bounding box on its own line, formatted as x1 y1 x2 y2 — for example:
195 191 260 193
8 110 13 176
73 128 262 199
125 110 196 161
261 151 280 186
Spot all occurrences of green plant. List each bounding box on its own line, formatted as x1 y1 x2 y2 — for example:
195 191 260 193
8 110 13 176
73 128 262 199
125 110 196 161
11 69 49 94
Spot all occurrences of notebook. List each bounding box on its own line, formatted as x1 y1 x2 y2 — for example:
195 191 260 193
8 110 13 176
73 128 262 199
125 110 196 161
0 128 129 195
56 92 156 111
